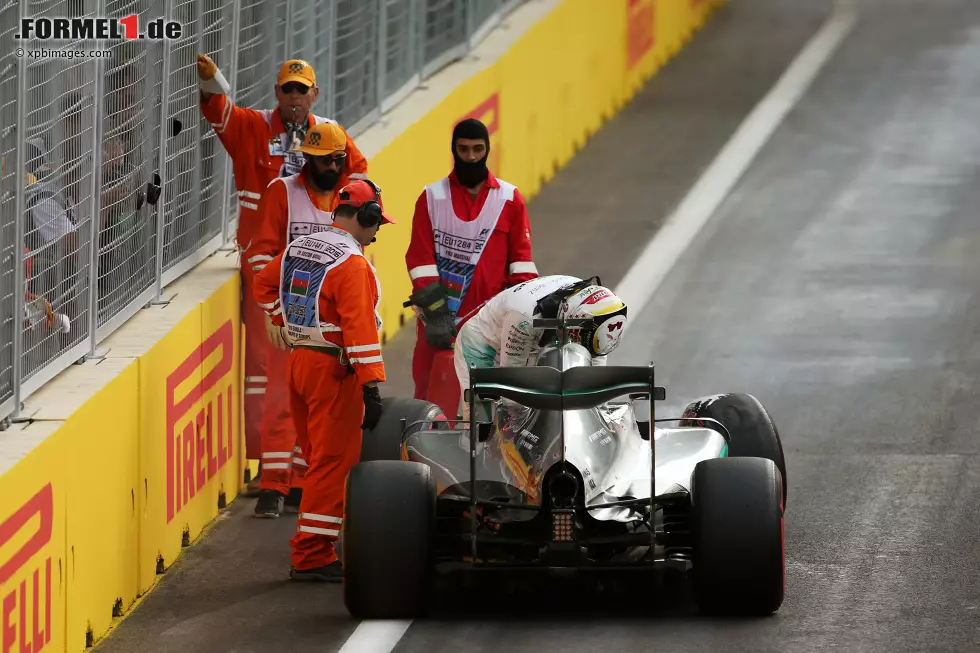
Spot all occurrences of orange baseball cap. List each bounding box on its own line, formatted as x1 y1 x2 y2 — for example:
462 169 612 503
295 122 346 156
338 180 396 224
277 59 316 87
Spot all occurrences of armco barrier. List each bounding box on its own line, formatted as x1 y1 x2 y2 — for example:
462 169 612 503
0 0 725 649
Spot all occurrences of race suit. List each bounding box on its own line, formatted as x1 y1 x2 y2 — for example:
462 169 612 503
241 168 339 496
405 170 538 400
253 224 385 571
199 92 367 460
454 275 607 404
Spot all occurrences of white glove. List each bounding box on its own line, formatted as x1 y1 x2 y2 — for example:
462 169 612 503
196 53 230 95
54 313 70 334
264 313 288 351
288 129 304 152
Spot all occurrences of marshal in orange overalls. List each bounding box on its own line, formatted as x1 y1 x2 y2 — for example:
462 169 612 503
243 122 348 511
253 183 395 577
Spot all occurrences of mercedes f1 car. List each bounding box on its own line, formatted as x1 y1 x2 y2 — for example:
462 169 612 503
343 317 787 619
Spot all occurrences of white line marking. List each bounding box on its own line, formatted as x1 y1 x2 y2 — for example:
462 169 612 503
336 620 413 653
329 4 858 652
615 0 858 334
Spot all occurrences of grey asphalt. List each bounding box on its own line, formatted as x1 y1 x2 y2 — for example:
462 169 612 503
97 0 980 651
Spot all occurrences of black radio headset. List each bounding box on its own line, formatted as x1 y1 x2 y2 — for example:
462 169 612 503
339 179 385 228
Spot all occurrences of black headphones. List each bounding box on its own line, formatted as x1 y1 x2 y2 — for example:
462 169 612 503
339 179 384 228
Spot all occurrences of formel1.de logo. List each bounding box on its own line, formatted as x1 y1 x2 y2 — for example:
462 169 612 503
16 15 182 40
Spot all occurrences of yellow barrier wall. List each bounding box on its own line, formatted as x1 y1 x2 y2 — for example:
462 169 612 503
0 434 67 653
138 279 242 595
0 274 244 651
0 1 723 649
65 361 140 651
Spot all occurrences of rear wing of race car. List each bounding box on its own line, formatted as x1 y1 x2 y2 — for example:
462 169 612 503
468 365 665 411
467 317 665 411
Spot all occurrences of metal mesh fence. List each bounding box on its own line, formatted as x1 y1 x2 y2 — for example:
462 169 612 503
333 0 379 129
423 0 466 77
0 0 19 416
97 0 159 332
467 0 502 42
380 0 417 104
0 0 524 425
19 0 98 396
158 0 228 277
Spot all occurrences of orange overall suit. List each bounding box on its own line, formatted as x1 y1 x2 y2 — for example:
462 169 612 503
243 122 348 501
253 222 387 574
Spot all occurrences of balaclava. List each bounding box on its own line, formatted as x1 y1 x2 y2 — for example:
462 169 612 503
452 118 490 188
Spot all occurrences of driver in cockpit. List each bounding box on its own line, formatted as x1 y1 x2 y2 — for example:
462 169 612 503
453 274 629 419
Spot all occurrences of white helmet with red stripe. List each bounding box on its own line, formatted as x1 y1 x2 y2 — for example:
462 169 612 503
558 283 628 356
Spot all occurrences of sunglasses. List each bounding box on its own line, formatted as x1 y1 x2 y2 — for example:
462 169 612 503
305 152 347 167
281 82 310 95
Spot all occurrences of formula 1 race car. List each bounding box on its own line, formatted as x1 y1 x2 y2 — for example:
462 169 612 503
343 317 787 619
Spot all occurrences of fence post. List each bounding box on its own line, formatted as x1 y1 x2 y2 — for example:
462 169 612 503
376 0 388 112
326 0 337 118
153 0 175 302
283 0 293 60
10 0 29 419
87 20 108 357
414 0 424 82
220 0 242 248
463 0 472 54
189 0 203 249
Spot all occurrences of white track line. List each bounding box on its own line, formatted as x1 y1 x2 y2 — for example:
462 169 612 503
336 620 413 653
615 0 858 335
331 3 857 652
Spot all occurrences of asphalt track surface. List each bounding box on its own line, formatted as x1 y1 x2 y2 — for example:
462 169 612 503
97 0 980 651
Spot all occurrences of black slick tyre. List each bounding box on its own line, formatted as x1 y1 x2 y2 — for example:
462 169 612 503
681 392 787 507
360 397 447 462
690 457 785 616
342 460 436 619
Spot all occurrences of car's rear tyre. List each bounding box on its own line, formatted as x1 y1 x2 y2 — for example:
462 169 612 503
361 397 447 462
680 392 787 507
342 461 436 619
690 457 784 616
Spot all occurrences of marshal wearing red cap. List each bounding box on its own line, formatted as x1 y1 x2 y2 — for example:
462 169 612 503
253 177 394 583
337 179 396 226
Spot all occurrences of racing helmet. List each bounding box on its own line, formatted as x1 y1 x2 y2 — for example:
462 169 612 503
557 284 628 357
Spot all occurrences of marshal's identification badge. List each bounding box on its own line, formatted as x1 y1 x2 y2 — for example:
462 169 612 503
268 136 286 156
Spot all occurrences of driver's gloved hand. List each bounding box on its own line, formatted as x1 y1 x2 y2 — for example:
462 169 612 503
361 384 383 430
404 281 456 349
